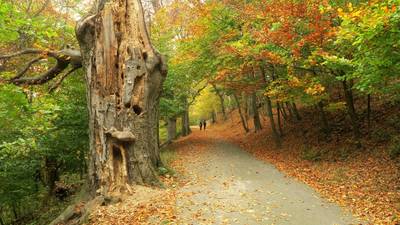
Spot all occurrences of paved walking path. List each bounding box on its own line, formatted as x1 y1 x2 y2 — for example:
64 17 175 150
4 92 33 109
176 131 362 225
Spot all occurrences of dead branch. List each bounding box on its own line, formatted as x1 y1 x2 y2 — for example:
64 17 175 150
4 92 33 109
0 49 45 60
10 56 45 81
0 47 82 86
48 67 80 93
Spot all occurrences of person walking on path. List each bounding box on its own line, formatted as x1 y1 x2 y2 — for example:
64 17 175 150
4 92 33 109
199 120 203 130
203 120 207 131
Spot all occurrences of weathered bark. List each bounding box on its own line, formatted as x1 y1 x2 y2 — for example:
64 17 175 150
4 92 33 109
166 117 177 142
342 80 360 138
212 84 227 120
251 92 262 131
76 0 167 194
233 94 249 133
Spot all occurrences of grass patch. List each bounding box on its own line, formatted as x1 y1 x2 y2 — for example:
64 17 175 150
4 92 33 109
159 148 177 176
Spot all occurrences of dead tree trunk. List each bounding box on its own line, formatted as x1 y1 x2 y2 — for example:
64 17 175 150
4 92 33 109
76 0 167 194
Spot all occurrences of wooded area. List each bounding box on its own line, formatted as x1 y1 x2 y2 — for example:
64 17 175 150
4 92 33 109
0 0 399 224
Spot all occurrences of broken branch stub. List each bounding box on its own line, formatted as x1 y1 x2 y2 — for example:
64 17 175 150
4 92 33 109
105 127 136 142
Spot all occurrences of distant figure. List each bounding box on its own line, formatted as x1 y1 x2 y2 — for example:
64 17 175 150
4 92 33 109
203 120 207 131
199 120 203 130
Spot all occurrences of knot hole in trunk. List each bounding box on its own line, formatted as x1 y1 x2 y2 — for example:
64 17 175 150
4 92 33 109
132 105 142 115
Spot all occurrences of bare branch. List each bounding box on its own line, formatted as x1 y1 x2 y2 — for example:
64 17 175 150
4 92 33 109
48 67 80 93
0 49 46 60
1 47 82 86
188 82 208 106
12 59 70 85
10 56 45 81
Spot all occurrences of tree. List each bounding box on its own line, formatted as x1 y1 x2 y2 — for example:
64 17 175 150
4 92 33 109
1 0 167 195
76 0 168 193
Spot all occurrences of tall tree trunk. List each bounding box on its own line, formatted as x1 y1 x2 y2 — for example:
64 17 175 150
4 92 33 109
291 102 302 121
233 94 249 133
276 102 283 136
211 110 216 124
251 92 262 131
181 98 191 136
212 84 227 120
243 94 249 120
265 96 281 147
166 117 176 143
285 102 293 118
342 80 360 138
260 65 281 147
279 101 288 121
227 95 234 112
76 0 167 194
317 101 330 134
44 157 59 195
